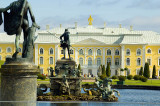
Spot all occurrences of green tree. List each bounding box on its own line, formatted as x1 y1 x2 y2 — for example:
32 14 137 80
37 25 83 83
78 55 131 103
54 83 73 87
152 65 156 79
143 62 150 78
106 63 111 77
0 60 5 68
139 67 143 76
78 64 82 76
100 65 106 80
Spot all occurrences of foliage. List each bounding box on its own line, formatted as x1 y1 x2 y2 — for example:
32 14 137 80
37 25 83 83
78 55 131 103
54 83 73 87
124 67 128 71
139 67 143 76
97 66 102 77
112 75 118 79
140 76 148 82
0 60 5 68
120 68 124 71
127 75 133 80
100 75 107 80
106 63 111 77
152 65 156 79
133 75 140 80
118 75 126 81
143 62 150 78
37 74 46 80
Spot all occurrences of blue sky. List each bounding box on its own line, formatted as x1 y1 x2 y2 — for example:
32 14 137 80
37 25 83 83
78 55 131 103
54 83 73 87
0 0 160 32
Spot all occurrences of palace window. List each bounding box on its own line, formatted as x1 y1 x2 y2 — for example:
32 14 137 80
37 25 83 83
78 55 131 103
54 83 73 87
40 57 43 64
115 49 119 55
107 49 111 55
137 49 141 55
40 68 44 74
79 49 83 55
49 57 53 64
147 58 151 65
115 58 120 66
159 58 160 66
127 69 130 76
39 48 44 54
97 49 101 56
88 57 92 66
158 49 160 54
49 48 54 54
147 49 151 54
107 58 111 65
0 48 2 53
61 50 64 54
79 58 83 66
88 69 92 76
97 58 101 66
19 48 22 53
126 49 130 55
159 70 160 77
6 47 12 53
70 49 74 54
88 49 92 55
137 58 141 66
136 69 140 75
126 58 130 66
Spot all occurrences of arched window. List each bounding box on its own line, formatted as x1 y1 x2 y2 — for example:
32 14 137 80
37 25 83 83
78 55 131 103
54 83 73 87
6 47 12 53
88 49 92 55
137 58 141 66
107 49 111 55
88 57 92 66
137 49 141 55
97 49 101 56
40 57 43 64
97 58 101 66
115 49 119 55
126 49 130 55
79 58 83 66
39 48 44 54
49 48 54 54
79 49 83 55
107 58 111 65
115 58 120 66
70 49 74 54
126 58 130 66
49 57 53 64
147 49 151 54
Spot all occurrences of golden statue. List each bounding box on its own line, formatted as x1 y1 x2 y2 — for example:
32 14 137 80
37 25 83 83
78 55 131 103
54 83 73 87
88 15 93 25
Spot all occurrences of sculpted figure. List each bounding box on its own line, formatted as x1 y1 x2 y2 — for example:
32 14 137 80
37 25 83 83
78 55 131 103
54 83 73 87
60 29 71 59
0 0 40 58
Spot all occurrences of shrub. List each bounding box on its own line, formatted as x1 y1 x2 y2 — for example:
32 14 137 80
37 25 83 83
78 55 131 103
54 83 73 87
112 75 118 79
140 76 148 82
37 74 46 80
152 65 156 79
133 75 140 80
127 75 133 80
143 63 150 78
118 75 126 81
100 75 107 80
106 63 111 77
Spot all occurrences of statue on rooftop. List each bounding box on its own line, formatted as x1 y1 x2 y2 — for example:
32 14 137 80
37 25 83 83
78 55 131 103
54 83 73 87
0 0 40 58
60 29 71 59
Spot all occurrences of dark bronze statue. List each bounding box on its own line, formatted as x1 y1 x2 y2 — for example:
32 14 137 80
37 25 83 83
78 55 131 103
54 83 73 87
60 29 71 59
0 0 40 58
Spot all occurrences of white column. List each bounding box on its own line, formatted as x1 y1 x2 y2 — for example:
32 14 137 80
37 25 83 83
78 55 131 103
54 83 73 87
55 44 59 62
111 48 115 68
103 48 105 65
75 48 78 63
35 44 38 65
121 45 125 75
142 45 146 67
93 48 96 65
85 48 87 65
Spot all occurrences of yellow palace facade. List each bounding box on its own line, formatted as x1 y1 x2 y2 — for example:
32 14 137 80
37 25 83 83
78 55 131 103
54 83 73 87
1 21 160 78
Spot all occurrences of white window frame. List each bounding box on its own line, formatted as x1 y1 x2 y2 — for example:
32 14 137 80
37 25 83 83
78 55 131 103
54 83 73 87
88 49 92 55
158 58 160 66
127 69 131 76
115 49 119 55
126 49 131 56
126 58 130 66
79 49 83 55
136 48 141 56
88 57 92 66
147 58 152 66
137 58 141 66
39 57 44 65
39 48 44 55
79 57 83 66
107 57 111 65
49 48 54 55
107 49 111 55
6 47 12 53
115 58 120 66
40 68 44 74
136 69 140 75
97 58 101 66
147 48 152 54
97 49 101 56
49 57 54 65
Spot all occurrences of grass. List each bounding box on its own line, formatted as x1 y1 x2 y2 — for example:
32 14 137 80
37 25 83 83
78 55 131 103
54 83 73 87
37 79 50 84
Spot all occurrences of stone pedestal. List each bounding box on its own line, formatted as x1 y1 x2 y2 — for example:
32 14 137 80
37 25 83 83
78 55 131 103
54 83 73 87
0 58 39 106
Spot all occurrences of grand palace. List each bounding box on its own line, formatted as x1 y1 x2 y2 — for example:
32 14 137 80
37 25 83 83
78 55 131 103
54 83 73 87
0 16 160 78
